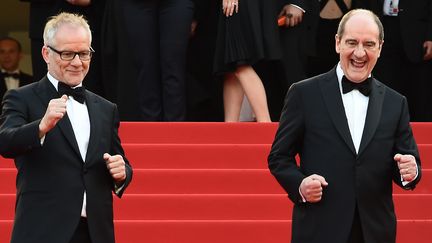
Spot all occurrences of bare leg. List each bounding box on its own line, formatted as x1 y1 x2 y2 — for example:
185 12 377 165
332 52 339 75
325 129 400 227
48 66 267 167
223 73 244 122
234 65 271 122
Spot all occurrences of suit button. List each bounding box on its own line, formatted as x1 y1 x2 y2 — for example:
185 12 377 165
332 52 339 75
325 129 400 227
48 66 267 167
83 167 88 174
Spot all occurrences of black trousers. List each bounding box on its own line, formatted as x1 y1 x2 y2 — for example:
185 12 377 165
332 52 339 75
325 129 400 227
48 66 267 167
119 0 194 121
69 217 92 243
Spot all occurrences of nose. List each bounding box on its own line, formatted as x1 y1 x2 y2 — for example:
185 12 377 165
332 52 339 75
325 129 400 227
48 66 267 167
353 44 367 58
70 54 82 65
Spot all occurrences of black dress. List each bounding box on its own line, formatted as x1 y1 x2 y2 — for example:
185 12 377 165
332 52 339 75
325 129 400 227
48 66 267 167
213 0 282 74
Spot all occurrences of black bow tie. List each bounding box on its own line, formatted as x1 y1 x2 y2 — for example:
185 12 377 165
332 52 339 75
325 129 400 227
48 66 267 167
2 72 20 79
342 76 372 96
58 82 86 104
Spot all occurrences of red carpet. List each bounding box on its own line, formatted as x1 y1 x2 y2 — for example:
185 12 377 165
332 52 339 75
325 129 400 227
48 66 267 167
0 122 431 242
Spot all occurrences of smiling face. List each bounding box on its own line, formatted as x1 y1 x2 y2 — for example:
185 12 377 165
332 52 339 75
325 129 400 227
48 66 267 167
0 39 22 72
42 24 91 87
335 12 382 83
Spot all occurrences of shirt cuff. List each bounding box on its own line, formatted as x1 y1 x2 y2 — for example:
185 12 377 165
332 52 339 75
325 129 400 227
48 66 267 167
298 187 307 203
290 4 306 13
114 181 125 195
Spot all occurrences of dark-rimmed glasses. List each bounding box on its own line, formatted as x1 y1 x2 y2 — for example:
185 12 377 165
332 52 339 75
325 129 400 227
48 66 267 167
47 45 94 61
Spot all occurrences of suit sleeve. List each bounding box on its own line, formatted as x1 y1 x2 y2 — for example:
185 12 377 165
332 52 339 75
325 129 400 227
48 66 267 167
110 104 133 198
392 97 422 190
268 83 306 204
282 0 308 12
0 89 42 158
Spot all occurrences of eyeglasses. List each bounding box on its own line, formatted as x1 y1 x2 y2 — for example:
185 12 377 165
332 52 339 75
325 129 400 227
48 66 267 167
47 45 94 61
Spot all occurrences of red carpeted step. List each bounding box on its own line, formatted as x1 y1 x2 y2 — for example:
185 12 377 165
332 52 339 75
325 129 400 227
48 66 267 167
121 144 271 169
1 169 431 194
5 220 431 243
119 122 278 144
114 219 432 243
0 157 13 168
2 143 431 171
3 143 431 169
118 122 432 145
121 143 432 170
418 144 432 169
1 194 430 221
1 219 431 243
411 122 432 144
1 220 432 243
109 194 428 221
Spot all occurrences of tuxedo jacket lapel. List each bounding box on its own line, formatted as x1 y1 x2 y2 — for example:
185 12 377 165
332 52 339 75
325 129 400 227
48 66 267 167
358 79 385 156
319 69 356 154
34 77 82 160
84 91 101 164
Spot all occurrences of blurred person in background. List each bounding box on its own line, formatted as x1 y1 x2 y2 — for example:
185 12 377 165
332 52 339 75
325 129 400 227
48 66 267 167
213 0 282 122
0 37 33 99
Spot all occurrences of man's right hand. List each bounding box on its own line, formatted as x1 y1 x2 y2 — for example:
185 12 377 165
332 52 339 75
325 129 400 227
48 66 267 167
279 4 304 27
39 95 68 138
299 174 328 203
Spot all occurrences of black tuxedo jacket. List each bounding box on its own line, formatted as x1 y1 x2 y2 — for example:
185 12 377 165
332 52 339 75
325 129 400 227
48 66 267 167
0 71 33 100
268 67 421 243
370 0 432 63
0 77 133 243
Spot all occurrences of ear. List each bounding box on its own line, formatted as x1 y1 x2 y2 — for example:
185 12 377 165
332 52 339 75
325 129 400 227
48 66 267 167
335 34 341 54
377 40 384 58
41 46 49 64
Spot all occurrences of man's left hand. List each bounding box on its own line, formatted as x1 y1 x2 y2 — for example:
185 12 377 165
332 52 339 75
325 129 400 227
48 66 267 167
394 153 417 182
104 153 126 183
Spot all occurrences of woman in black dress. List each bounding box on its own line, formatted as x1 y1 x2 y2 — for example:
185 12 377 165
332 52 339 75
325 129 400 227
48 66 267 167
214 0 281 122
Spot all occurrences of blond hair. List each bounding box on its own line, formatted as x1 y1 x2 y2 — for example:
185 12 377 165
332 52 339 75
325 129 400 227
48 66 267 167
43 12 92 46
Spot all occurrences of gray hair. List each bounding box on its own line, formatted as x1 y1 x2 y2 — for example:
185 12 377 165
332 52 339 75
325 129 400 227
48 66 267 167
43 12 92 46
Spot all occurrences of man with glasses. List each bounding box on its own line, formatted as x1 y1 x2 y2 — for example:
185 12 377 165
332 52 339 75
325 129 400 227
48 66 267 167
268 9 421 243
0 12 133 243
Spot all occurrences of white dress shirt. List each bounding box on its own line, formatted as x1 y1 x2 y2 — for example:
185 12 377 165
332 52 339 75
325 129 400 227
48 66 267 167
1 68 20 90
336 64 369 153
47 73 90 217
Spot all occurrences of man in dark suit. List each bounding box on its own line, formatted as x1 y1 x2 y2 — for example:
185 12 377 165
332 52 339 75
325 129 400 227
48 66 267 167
268 9 421 243
370 0 432 121
0 12 132 243
0 37 33 99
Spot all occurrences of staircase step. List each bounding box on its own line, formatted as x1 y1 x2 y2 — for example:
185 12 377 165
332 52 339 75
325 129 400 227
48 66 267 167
2 143 431 169
118 122 432 144
1 194 430 221
119 122 278 144
411 122 432 144
122 144 271 169
1 219 431 243
1 169 431 194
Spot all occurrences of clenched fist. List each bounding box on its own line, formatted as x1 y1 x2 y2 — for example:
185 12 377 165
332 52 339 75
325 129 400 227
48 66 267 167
394 153 417 182
104 153 126 183
39 95 68 138
299 174 328 203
